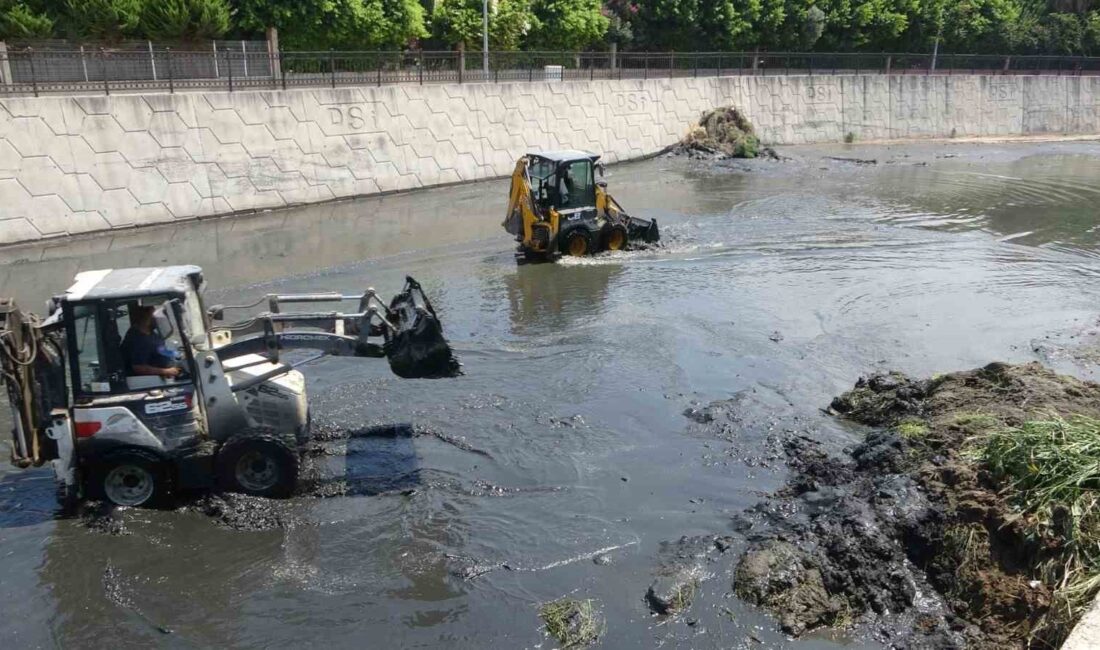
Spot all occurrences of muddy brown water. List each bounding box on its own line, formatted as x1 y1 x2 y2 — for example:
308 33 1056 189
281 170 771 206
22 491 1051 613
3 141 1100 648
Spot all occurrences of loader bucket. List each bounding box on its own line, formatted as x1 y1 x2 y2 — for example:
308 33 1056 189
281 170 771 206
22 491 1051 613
384 277 462 379
627 216 660 245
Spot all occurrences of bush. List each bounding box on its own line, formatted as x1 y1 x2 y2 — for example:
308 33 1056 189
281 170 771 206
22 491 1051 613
140 0 230 43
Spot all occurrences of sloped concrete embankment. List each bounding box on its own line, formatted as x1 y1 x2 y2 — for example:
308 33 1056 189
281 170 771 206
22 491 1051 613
2 74 1099 245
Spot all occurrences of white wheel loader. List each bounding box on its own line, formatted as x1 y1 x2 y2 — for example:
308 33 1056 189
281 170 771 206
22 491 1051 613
0 265 460 508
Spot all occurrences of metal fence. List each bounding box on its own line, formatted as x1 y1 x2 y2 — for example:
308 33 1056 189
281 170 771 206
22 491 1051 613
2 49 1099 97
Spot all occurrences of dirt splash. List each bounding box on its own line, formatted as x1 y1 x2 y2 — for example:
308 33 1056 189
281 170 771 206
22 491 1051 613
734 362 1100 648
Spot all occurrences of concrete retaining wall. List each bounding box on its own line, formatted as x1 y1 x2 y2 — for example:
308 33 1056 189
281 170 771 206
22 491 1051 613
1 74 1099 245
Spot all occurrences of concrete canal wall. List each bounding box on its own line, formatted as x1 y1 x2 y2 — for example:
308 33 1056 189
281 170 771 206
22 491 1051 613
1 73 1099 245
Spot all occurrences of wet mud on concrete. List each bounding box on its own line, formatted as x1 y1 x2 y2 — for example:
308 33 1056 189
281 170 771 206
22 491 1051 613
4 141 1100 647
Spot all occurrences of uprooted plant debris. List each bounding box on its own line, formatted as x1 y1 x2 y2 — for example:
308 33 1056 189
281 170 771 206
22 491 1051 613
734 361 1100 648
539 597 604 648
673 107 772 160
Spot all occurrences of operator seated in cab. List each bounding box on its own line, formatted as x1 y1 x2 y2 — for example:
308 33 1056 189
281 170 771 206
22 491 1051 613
121 305 181 379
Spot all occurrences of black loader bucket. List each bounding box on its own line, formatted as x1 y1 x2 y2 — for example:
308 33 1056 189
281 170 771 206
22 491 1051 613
385 277 462 379
626 216 660 245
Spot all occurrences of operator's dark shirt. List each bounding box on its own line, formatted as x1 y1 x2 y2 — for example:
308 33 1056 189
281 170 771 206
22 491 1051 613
121 329 173 374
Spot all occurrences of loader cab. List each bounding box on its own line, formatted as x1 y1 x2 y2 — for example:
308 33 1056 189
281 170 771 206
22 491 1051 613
59 267 210 398
57 267 210 462
529 151 600 216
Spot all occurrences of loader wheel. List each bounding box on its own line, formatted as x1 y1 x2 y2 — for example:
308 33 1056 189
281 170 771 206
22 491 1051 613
604 225 629 251
93 449 168 508
216 431 299 498
564 230 592 257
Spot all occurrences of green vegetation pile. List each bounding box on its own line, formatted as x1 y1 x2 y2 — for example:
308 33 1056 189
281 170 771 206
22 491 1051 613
680 107 760 159
730 362 1100 648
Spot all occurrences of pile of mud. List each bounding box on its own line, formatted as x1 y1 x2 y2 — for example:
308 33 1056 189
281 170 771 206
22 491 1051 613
673 107 767 160
735 362 1100 648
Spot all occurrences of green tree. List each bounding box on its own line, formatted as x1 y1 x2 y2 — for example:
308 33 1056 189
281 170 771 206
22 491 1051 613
634 0 757 51
1087 10 1100 52
528 0 608 50
430 0 483 48
62 0 143 42
802 5 827 47
0 1 53 39
378 0 429 48
140 0 230 42
491 0 538 50
233 0 425 49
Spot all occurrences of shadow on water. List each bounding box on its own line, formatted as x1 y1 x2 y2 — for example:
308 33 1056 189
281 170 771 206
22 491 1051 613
0 469 57 528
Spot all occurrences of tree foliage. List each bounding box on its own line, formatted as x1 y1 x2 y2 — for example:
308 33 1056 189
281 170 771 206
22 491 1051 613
0 1 53 39
141 0 230 42
1 0 1098 55
61 0 142 42
233 0 425 49
528 0 609 50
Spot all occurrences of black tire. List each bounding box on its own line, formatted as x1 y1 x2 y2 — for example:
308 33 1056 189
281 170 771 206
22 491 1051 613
90 449 168 508
561 229 593 257
602 224 630 252
216 430 299 498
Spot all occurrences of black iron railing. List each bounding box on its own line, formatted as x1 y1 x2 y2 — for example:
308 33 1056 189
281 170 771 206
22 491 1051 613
1 49 1099 97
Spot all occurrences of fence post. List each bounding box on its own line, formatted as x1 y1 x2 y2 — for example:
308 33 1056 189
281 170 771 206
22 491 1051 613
101 49 109 96
266 26 280 87
643 52 648 80
225 49 233 91
167 47 174 94
377 54 382 87
241 40 248 78
212 40 219 78
885 55 892 75
329 49 335 88
693 53 698 78
28 48 37 97
669 52 674 79
280 47 287 90
419 49 424 84
0 42 11 89
78 45 88 83
529 59 533 82
148 41 157 81
717 54 722 78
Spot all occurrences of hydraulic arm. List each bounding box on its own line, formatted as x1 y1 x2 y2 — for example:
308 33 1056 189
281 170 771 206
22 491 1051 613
210 276 461 379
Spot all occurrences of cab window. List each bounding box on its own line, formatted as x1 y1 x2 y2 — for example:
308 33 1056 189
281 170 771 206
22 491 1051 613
72 304 108 394
69 296 189 397
558 160 595 210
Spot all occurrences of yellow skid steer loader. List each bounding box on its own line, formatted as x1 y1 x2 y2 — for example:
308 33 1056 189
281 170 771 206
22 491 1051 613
502 151 660 263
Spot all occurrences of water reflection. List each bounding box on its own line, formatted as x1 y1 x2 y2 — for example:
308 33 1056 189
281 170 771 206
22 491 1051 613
503 263 623 335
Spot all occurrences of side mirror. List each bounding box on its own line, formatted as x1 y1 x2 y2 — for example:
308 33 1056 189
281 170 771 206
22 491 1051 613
596 163 605 177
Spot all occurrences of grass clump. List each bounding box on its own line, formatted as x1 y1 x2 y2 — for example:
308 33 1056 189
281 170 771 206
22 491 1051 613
844 132 856 144
978 414 1100 642
670 580 697 612
895 418 930 439
539 597 604 648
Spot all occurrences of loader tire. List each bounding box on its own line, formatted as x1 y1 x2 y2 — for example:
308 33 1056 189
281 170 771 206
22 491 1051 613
216 430 299 498
603 224 629 251
562 229 592 257
91 449 169 508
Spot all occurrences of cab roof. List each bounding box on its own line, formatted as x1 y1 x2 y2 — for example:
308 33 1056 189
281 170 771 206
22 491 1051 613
528 150 600 164
59 266 203 302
